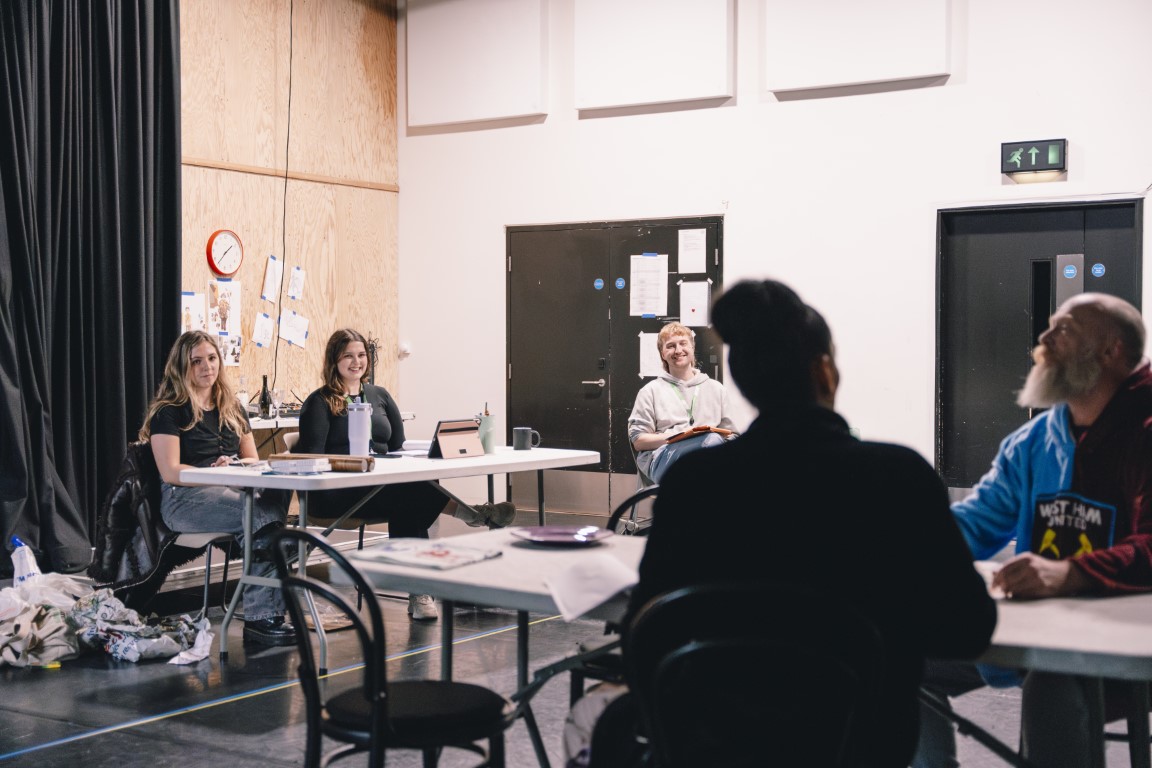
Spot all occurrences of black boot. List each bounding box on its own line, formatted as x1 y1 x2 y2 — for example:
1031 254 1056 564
243 616 297 646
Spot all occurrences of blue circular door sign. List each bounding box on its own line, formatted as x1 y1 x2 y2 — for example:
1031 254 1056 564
1063 265 1078 279
615 277 625 289
1091 263 1106 278
593 278 604 290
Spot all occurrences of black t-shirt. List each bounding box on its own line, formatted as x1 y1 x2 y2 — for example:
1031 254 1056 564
150 402 249 467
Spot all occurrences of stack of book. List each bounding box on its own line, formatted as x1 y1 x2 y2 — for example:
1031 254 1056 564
267 456 331 474
267 453 375 472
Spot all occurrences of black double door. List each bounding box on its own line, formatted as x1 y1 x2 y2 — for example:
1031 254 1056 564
937 200 1143 494
507 217 724 483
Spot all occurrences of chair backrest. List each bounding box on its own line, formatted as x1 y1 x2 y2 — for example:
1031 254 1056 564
607 485 658 536
282 431 299 452
624 582 884 768
629 440 657 489
270 527 389 750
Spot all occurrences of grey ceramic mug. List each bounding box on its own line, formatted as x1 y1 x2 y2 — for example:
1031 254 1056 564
512 427 541 450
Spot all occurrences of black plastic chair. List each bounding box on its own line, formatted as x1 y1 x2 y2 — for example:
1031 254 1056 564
557 485 659 706
606 485 658 536
270 527 515 768
624 582 885 768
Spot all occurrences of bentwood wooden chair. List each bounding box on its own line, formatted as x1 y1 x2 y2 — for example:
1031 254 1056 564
270 528 515 768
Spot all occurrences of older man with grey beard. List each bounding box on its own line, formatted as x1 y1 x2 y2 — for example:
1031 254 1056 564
914 292 1152 768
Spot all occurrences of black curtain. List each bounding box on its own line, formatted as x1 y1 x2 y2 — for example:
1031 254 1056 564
0 1 182 575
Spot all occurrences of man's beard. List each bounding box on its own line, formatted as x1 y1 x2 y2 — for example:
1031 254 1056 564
1016 346 1102 408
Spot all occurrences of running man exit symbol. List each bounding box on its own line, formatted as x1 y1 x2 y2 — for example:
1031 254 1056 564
1001 139 1067 174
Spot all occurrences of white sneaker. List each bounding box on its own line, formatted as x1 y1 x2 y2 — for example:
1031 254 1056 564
468 501 518 529
408 594 439 621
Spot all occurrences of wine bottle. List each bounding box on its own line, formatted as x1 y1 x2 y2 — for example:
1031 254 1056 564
259 374 272 419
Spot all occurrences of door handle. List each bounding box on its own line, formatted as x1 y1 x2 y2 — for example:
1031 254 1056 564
581 378 606 388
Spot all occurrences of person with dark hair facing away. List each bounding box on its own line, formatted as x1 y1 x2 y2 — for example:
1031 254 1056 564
618 280 995 767
915 292 1152 768
296 328 516 621
143 331 294 646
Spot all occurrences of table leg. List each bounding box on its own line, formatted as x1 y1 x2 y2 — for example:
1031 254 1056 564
517 610 551 768
441 599 455 681
537 469 546 526
219 489 255 659
297 492 329 672
1126 681 1150 768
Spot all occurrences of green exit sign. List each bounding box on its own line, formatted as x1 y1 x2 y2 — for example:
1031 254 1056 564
1001 139 1067 174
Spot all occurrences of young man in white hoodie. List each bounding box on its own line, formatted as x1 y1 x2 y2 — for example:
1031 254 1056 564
627 322 736 483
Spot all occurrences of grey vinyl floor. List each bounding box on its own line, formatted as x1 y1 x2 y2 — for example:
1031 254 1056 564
0 515 1142 768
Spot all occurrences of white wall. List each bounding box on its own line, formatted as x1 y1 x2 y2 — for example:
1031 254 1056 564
395 0 1152 501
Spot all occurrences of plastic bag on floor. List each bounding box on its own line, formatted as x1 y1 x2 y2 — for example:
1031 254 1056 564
16 572 93 609
71 590 199 663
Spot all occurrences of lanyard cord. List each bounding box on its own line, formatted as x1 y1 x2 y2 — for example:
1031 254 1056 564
667 380 697 426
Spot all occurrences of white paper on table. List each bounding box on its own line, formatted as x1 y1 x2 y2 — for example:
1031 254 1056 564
629 253 668 317
252 312 275 347
638 332 663 378
678 280 711 327
287 266 306 300
279 310 310 347
180 292 207 333
677 228 707 274
544 553 639 622
261 254 283 302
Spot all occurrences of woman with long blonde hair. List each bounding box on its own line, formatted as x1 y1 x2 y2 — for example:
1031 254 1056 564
142 331 293 646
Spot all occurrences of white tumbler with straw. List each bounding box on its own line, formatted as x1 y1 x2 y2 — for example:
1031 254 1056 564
347 401 372 456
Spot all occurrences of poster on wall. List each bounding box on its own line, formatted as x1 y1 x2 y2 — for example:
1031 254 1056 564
678 280 711 327
261 255 283 302
287 266 306 300
638 332 663 377
629 253 668 316
221 334 242 367
279 310 309 347
252 312 275 348
209 279 242 337
678 229 707 274
180 291 207 333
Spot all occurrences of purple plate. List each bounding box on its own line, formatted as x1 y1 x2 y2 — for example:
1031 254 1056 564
509 525 614 547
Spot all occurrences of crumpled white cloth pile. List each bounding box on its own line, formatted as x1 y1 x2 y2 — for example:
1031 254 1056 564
0 574 212 667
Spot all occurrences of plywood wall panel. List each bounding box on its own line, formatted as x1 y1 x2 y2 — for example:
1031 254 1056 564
180 0 287 169
180 0 399 407
182 0 397 186
287 0 398 185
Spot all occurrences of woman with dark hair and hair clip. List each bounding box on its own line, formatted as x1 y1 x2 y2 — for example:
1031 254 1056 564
142 331 294 646
296 328 516 621
627 322 737 484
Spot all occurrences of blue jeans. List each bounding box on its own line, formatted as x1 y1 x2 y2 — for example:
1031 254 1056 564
914 660 1106 768
647 432 727 484
160 483 288 622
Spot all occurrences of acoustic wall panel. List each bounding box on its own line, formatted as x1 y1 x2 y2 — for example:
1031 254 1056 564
407 0 547 127
764 0 950 92
574 0 734 110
